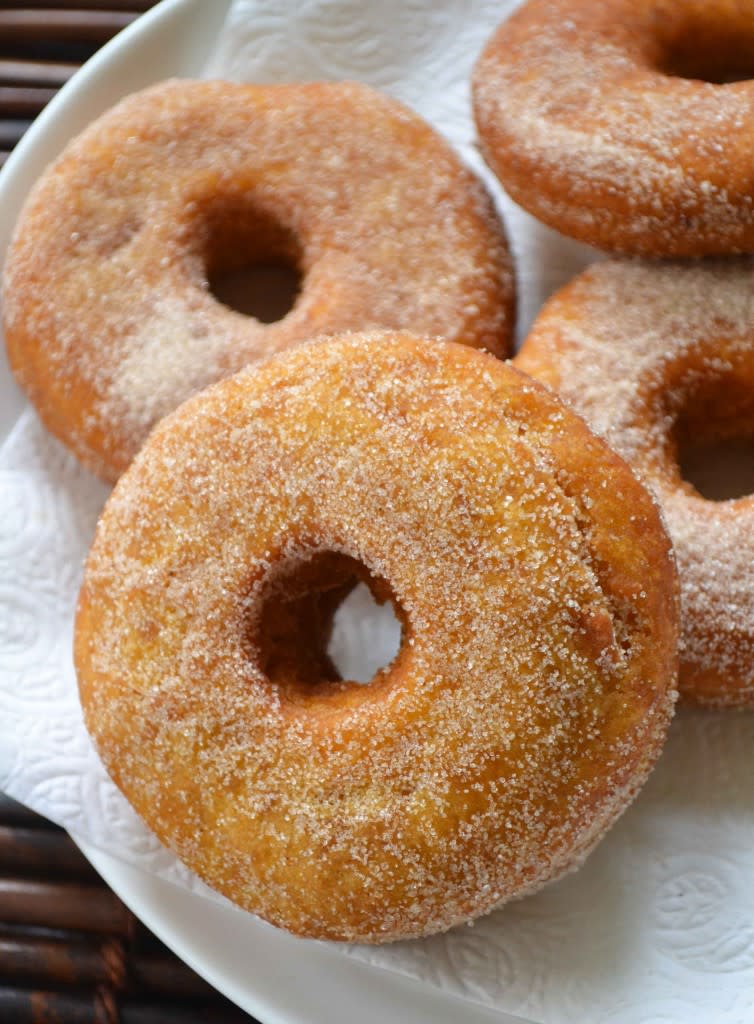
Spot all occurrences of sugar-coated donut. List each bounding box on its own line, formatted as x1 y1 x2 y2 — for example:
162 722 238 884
75 331 678 943
473 0 754 256
516 258 754 708
3 79 514 483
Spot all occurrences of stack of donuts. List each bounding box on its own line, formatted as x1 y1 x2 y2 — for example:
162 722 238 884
473 0 754 710
2 0 751 945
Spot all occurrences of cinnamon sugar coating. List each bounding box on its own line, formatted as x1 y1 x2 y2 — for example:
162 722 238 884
473 0 754 256
517 257 754 707
3 79 514 483
75 332 678 943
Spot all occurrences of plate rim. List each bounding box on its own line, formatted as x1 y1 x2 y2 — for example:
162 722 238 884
75 835 523 1024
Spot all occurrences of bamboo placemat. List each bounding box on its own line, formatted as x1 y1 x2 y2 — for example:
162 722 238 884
0 795 256 1022
0 1 161 164
0 5 259 1021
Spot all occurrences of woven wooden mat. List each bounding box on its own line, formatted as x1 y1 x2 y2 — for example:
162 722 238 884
0 795 256 1022
1 5 258 1021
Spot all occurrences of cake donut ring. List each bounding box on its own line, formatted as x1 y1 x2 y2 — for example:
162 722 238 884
473 0 754 257
75 331 678 943
516 258 754 708
3 79 514 483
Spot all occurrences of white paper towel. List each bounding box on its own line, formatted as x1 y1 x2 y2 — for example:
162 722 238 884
1 1 754 1021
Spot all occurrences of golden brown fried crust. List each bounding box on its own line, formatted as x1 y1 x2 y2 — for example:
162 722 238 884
473 0 754 256
4 78 514 483
76 332 678 943
516 257 754 707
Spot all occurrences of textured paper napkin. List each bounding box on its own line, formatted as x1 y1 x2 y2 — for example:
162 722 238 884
1 1 754 1021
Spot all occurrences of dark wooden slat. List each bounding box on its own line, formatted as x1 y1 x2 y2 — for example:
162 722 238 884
0 988 253 1024
0 86 57 115
0 879 133 936
0 0 153 9
0 59 78 87
0 922 115 946
0 10 137 43
0 121 32 148
0 796 51 829
130 950 220 999
0 935 218 998
0 826 98 879
0 922 168 957
0 988 94 1024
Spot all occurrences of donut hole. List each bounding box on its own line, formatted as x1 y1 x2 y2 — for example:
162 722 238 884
255 551 403 696
328 583 403 684
671 371 754 501
210 264 301 323
203 198 302 323
678 438 754 500
654 19 754 83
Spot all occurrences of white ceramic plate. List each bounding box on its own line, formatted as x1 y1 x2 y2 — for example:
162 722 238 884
76 838 517 1024
0 3 529 1021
